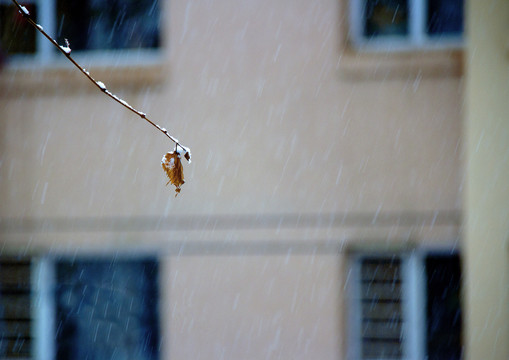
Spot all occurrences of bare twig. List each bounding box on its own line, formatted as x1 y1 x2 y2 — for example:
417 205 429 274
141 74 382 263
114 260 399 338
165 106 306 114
10 0 190 156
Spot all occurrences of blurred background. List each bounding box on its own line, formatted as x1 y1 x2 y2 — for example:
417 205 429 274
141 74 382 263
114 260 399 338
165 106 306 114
0 0 507 359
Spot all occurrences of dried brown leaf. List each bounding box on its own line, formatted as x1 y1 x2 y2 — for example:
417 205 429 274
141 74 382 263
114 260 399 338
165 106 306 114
161 151 185 196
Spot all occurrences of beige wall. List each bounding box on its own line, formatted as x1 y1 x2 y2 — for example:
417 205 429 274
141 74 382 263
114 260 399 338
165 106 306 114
0 0 463 358
0 0 462 218
162 255 342 359
464 0 509 359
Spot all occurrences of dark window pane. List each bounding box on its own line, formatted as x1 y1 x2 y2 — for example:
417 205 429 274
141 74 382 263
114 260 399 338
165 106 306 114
364 0 408 37
360 257 403 359
0 4 37 55
425 254 462 360
55 259 159 360
427 0 463 36
0 257 32 359
56 0 160 51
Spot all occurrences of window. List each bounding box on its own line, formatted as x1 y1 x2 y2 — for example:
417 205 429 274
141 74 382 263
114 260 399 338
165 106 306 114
355 257 405 358
424 255 462 360
0 0 161 65
0 256 32 359
0 256 160 360
54 259 160 360
347 251 462 360
349 0 464 51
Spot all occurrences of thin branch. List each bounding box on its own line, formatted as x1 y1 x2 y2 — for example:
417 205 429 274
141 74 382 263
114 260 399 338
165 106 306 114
10 0 189 154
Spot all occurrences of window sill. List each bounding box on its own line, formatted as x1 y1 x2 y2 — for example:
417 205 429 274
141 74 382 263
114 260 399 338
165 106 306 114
0 55 167 96
338 47 464 80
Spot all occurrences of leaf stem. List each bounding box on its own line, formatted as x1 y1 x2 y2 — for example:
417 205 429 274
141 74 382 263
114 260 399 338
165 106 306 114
10 0 187 151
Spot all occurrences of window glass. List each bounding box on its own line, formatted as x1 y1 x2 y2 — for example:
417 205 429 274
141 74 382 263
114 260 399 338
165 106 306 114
425 254 462 360
0 257 32 358
364 0 409 37
0 3 37 55
351 252 463 359
360 257 403 359
426 0 463 36
56 0 160 51
55 259 159 360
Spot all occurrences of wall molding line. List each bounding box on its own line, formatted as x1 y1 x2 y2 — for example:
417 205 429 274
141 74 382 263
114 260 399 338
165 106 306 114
0 210 461 233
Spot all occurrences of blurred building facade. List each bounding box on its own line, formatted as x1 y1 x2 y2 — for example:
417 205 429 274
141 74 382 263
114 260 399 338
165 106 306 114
0 0 506 359
463 1 509 359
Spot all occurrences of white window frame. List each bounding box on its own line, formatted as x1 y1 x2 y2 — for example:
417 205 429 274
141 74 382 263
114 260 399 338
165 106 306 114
346 251 428 360
32 257 56 360
349 0 464 52
2 0 163 69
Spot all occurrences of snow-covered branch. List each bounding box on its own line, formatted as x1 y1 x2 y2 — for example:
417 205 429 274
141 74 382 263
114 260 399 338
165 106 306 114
10 0 191 195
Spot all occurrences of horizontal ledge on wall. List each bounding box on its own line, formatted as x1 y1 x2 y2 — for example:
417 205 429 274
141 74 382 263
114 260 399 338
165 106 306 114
337 49 463 81
0 210 460 233
0 232 461 257
0 62 166 97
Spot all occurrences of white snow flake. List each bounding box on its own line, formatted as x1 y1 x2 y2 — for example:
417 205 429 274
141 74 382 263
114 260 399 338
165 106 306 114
96 81 106 90
60 45 71 54
20 5 30 15
177 145 192 163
